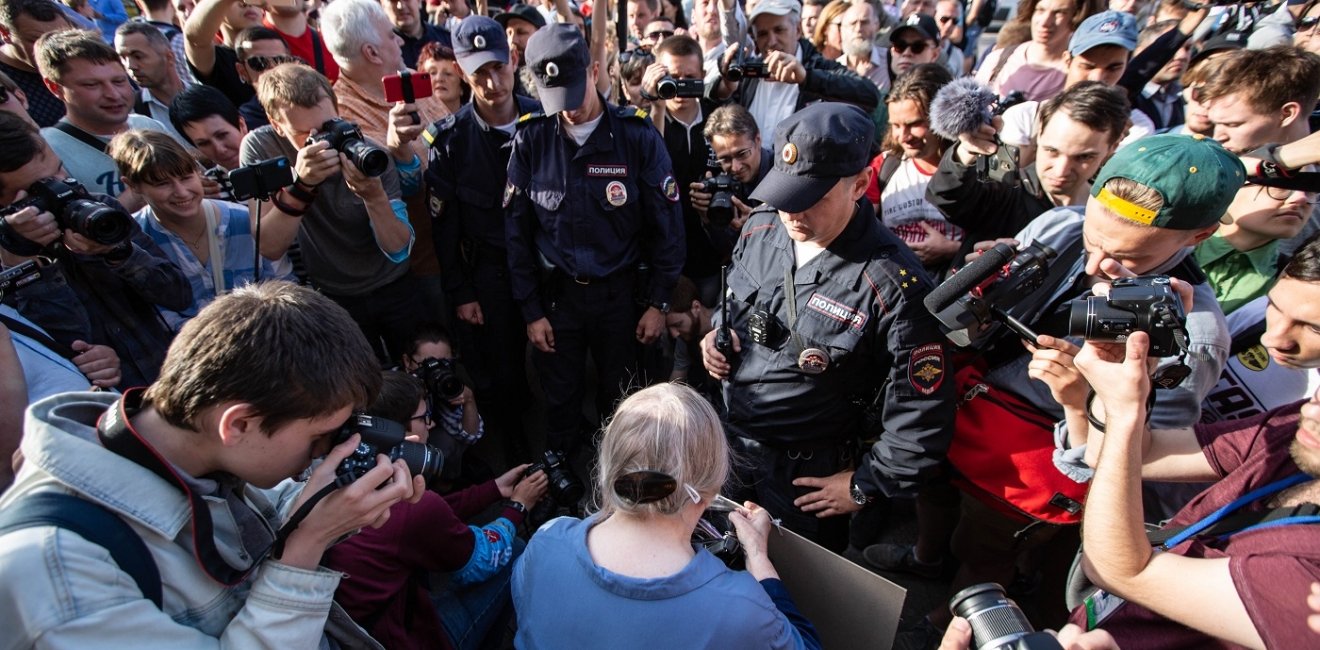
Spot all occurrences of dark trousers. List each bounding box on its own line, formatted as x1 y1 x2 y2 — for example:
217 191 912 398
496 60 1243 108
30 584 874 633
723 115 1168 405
323 273 422 363
726 436 854 553
455 259 532 458
535 273 639 454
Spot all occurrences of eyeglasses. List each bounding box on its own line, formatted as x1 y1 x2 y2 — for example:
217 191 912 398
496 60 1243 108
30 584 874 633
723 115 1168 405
646 29 675 40
243 55 300 72
936 15 959 24
891 39 930 54
411 407 434 428
716 147 754 166
1248 182 1320 205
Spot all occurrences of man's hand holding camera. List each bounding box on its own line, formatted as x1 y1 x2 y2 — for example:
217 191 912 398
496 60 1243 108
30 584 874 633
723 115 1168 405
279 433 425 571
954 116 1003 166
495 463 550 511
762 49 807 84
340 151 388 201
293 139 342 190
3 193 61 248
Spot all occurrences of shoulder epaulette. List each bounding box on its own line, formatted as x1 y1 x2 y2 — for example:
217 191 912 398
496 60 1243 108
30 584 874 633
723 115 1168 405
421 114 456 147
517 111 547 125
616 105 648 120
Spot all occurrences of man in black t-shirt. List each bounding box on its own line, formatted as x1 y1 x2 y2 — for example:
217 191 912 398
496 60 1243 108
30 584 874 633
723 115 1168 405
183 0 265 107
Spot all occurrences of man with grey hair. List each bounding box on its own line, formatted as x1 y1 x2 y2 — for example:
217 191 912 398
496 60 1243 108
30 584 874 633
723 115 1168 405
838 0 887 90
114 22 190 145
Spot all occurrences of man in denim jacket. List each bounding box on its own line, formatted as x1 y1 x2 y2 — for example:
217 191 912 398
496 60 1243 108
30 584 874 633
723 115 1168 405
0 281 422 648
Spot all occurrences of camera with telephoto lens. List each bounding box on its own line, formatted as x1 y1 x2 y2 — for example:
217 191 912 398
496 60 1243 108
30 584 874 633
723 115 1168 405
413 357 464 402
335 413 443 484
656 75 704 99
725 55 768 82
925 241 1058 349
305 118 390 178
0 178 133 246
700 169 744 230
1068 275 1186 357
950 583 1063 650
526 449 585 505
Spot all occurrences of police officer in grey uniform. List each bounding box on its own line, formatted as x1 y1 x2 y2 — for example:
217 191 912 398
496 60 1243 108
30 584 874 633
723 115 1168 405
504 24 685 456
701 102 956 552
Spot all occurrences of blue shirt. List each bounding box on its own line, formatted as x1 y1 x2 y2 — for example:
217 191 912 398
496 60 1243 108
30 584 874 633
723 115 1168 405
0 306 88 402
513 515 812 650
134 200 292 331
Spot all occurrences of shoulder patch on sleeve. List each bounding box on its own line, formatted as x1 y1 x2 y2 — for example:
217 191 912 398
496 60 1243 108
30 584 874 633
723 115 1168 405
908 342 946 395
422 114 457 148
503 182 519 208
662 175 679 202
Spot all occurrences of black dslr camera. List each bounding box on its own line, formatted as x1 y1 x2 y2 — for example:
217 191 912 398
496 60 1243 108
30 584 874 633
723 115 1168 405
413 357 464 402
306 118 389 178
656 76 704 99
526 449 585 506
334 413 443 484
1068 276 1186 357
700 159 744 231
950 583 1063 650
925 242 1058 349
0 178 133 246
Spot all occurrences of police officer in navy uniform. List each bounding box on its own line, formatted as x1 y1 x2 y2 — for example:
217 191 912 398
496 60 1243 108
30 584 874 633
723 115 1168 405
426 16 542 461
701 103 955 552
504 24 685 457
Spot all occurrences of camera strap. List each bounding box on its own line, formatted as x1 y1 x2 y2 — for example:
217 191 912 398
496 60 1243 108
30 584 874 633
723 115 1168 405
783 264 830 374
51 121 108 155
0 313 75 360
96 389 262 586
201 200 225 295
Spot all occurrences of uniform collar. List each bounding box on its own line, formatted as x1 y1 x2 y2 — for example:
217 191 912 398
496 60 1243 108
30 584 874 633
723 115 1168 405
770 199 888 289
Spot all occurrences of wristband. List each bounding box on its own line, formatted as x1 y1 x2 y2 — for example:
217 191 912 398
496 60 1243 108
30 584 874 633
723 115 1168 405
503 500 527 516
284 181 317 203
272 191 307 217
292 174 321 191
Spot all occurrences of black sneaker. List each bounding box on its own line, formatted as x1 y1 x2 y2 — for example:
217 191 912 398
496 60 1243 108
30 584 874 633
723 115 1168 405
861 543 943 579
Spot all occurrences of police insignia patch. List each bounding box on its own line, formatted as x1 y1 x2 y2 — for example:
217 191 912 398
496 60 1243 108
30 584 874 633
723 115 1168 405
429 195 444 217
503 182 516 208
663 175 680 202
606 180 628 206
781 143 798 164
909 343 945 395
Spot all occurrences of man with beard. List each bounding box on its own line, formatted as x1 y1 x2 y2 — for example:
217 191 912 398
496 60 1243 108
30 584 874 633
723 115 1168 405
1064 238 1320 647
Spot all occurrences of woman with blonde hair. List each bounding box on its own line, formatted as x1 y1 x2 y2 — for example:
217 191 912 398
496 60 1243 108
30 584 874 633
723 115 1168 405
512 383 820 649
812 0 850 59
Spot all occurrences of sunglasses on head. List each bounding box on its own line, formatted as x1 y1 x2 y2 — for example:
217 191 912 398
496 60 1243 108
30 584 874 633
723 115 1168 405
244 55 300 72
891 39 929 54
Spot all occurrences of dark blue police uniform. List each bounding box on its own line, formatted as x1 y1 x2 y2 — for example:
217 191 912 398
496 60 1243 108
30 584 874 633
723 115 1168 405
504 25 685 455
712 103 955 551
425 94 542 457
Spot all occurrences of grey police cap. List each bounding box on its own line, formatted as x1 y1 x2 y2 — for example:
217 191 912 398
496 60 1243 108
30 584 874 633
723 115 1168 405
454 16 510 77
525 24 590 114
751 103 875 213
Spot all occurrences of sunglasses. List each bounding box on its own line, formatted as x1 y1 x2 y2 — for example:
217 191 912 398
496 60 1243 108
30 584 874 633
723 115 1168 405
647 29 675 40
1298 15 1319 32
936 15 958 24
243 55 300 72
891 39 929 54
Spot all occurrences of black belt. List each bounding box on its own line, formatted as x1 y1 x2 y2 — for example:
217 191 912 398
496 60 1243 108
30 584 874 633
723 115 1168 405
733 434 857 456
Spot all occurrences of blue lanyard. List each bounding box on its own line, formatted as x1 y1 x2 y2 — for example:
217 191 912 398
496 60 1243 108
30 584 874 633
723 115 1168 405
1160 473 1311 550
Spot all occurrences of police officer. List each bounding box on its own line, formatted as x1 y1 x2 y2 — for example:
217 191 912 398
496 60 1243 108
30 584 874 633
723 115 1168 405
504 24 685 457
700 103 956 552
426 16 542 461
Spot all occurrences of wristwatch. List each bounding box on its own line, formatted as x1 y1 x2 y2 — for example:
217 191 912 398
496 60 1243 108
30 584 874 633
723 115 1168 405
850 482 873 506
503 500 527 516
649 300 671 314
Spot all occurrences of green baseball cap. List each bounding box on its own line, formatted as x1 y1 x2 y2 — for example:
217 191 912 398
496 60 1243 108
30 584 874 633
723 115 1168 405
1091 134 1246 229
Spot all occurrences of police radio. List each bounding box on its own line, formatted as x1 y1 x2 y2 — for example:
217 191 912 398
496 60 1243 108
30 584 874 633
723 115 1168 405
716 265 738 369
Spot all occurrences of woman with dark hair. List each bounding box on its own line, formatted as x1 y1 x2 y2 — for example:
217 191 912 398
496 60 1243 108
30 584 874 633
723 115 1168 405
512 383 821 649
659 0 688 29
418 42 471 115
975 0 1105 100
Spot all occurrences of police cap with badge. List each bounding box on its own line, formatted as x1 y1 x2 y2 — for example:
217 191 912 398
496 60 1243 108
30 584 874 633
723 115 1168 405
749 102 875 374
525 24 591 114
453 16 510 76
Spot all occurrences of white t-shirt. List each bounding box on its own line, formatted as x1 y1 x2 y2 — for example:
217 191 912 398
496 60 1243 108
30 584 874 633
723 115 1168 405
747 45 802 143
879 155 964 247
563 113 604 147
1199 295 1320 423
41 114 169 197
998 100 1154 148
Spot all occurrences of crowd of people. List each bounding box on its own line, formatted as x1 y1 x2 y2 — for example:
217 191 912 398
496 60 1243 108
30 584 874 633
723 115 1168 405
0 0 1318 646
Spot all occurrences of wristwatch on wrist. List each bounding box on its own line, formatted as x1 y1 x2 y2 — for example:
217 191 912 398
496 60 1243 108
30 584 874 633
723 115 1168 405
504 500 528 515
850 482 873 506
649 300 671 314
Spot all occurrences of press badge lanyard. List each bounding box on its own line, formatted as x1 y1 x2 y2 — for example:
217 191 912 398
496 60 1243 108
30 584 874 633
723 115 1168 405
1155 472 1319 550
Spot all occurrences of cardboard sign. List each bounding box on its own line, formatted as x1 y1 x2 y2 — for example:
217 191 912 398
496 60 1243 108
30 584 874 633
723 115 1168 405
713 496 907 649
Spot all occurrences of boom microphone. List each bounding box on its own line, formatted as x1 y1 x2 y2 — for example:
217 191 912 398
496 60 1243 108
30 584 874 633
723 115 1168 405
929 77 998 141
923 243 1016 315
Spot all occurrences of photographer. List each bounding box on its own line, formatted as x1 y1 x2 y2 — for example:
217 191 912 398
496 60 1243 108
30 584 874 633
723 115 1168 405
324 370 547 650
707 0 880 141
401 323 484 450
0 281 423 647
240 62 419 361
926 81 1130 269
0 112 192 388
108 129 292 331
689 103 770 252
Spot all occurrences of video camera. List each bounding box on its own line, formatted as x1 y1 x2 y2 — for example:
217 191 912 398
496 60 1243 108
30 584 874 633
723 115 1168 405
0 178 133 246
924 242 1058 348
0 260 40 298
412 357 464 403
306 118 389 178
526 449 585 506
656 76 704 99
334 413 444 485
724 49 768 83
701 152 744 231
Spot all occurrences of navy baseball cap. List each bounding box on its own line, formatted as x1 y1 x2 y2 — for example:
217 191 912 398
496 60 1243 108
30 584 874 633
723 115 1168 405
751 103 874 213
494 3 546 30
1069 10 1138 56
525 24 590 113
454 16 509 76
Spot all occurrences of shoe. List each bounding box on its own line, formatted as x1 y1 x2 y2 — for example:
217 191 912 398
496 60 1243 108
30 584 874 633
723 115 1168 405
862 543 943 579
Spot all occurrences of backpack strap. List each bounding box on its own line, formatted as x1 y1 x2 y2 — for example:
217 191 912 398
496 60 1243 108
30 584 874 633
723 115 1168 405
0 313 75 359
51 120 108 154
0 492 162 608
986 42 1021 91
875 153 904 194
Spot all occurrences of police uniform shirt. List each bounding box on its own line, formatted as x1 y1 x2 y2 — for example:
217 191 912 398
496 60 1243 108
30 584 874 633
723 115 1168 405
714 200 956 497
504 102 686 324
426 96 542 307
1200 295 1320 423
